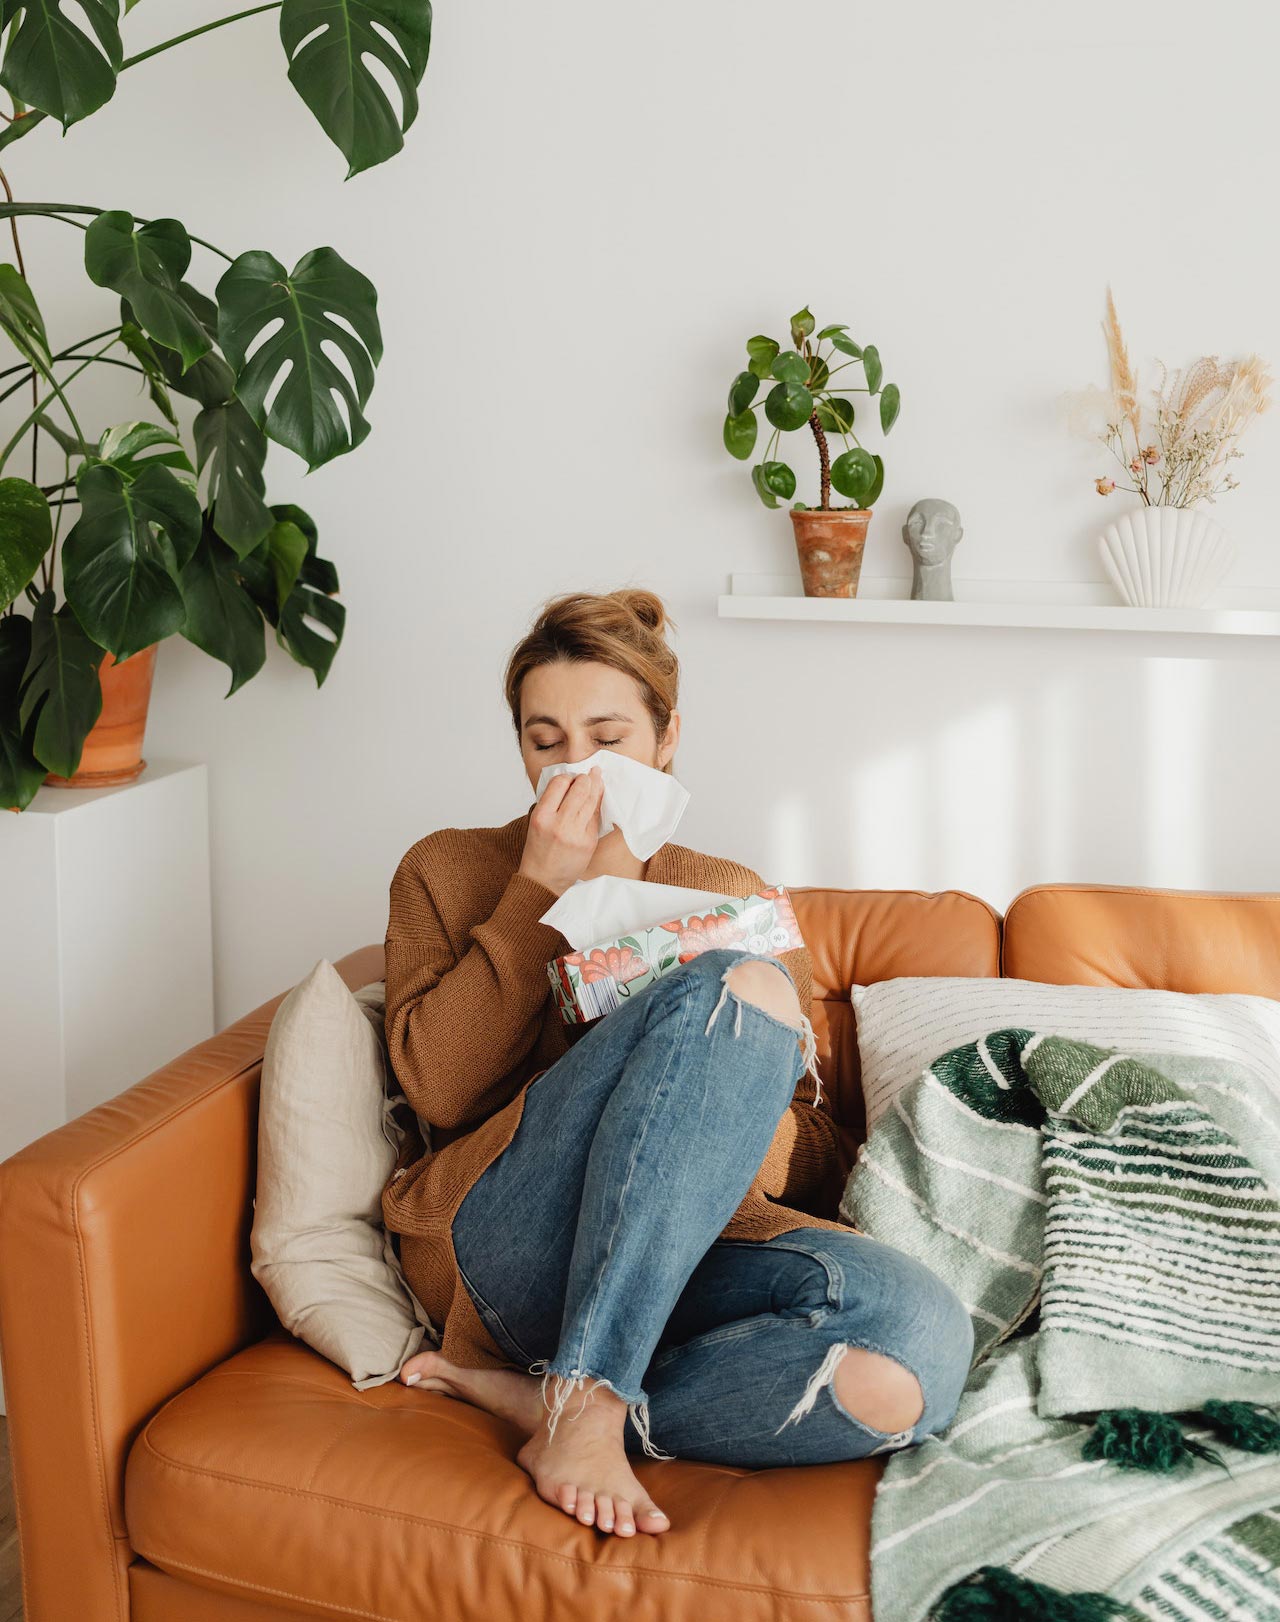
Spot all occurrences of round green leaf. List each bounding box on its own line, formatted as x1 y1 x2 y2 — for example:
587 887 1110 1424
816 324 848 340
746 335 779 380
770 349 809 383
862 344 883 393
764 381 813 431
815 396 855 434
759 460 796 499
723 409 758 460
790 305 815 344
866 453 885 507
751 464 779 508
808 354 830 390
830 447 878 505
0 478 52 610
879 382 901 434
830 332 863 358
727 370 758 416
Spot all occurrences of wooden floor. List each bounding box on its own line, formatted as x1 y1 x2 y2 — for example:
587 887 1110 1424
1 1417 21 1622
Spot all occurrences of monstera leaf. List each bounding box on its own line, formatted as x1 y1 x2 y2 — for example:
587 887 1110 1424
0 0 122 129
177 515 267 697
193 397 273 557
280 0 433 178
216 246 382 471
85 213 211 370
0 262 50 369
121 283 237 410
0 611 45 809
237 503 344 685
18 588 105 777
61 461 200 659
0 478 51 608
92 419 193 480
117 322 179 426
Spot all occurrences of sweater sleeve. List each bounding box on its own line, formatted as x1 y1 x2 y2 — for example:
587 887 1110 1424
383 837 568 1131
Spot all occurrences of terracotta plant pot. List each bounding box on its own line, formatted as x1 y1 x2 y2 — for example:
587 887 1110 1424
790 508 872 598
42 643 159 788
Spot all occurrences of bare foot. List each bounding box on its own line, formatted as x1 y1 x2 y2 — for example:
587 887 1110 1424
399 1351 670 1539
515 1385 670 1538
398 1348 545 1434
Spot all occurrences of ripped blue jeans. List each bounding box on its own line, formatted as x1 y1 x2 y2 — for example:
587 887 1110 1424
451 946 975 1468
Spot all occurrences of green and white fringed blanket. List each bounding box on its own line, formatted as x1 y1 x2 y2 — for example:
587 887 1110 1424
841 1029 1280 1621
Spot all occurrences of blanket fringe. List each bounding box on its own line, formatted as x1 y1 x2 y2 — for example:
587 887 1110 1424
1201 1398 1280 1453
929 1565 1127 1620
1082 1408 1225 1474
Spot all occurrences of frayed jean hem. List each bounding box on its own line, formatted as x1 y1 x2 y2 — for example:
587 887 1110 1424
527 1358 674 1461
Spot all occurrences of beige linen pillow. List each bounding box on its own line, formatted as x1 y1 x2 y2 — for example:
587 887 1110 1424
251 959 438 1390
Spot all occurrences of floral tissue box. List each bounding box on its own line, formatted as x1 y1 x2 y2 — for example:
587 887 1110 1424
547 885 806 1024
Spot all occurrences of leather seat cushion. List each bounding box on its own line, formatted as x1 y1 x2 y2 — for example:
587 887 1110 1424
125 1331 879 1622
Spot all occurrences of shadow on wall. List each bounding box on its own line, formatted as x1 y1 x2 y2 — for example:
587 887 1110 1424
751 629 1280 909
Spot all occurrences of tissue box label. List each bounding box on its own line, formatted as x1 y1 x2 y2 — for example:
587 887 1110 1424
547 885 805 1024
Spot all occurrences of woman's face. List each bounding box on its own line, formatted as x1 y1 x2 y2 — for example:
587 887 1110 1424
518 659 679 793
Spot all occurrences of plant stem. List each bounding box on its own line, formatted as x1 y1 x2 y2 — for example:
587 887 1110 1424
0 337 114 473
0 327 123 381
0 352 145 408
808 411 831 510
0 2 284 153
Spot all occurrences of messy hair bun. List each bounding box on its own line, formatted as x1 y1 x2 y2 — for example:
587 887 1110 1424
504 588 679 767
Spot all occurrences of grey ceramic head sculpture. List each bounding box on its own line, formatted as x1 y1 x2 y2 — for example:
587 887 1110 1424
903 498 963 601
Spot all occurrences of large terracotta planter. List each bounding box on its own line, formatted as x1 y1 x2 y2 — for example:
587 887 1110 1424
790 508 872 598
42 643 158 788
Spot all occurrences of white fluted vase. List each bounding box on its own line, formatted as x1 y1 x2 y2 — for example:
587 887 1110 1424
1097 505 1235 608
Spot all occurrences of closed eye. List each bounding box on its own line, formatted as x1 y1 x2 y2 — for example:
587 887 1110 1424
533 738 623 752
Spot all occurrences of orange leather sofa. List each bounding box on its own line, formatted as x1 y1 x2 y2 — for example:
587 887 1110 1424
5 881 1280 1622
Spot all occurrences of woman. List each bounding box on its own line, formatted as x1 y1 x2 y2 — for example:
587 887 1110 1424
381 588 973 1540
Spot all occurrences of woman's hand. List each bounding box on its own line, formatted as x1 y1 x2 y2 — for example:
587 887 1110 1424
519 765 605 897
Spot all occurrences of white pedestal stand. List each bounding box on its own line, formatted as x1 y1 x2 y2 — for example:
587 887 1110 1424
0 759 214 1412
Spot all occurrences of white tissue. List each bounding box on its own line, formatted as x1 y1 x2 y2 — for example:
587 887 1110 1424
540 876 737 951
533 747 690 862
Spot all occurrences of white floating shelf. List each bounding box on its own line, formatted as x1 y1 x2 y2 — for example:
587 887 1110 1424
719 574 1280 640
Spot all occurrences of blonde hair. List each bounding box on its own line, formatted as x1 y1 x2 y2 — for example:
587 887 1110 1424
503 589 679 771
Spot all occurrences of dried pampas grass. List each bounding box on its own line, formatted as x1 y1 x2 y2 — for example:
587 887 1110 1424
1082 289 1272 507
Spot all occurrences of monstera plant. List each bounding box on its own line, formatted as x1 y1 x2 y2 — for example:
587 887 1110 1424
0 0 433 810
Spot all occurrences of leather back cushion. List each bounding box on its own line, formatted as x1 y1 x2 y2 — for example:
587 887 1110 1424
1003 883 1280 996
789 887 1001 1152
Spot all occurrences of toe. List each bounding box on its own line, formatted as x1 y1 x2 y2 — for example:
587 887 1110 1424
575 1492 596 1527
595 1494 614 1533
399 1352 434 1387
635 1503 669 1533
555 1482 577 1515
615 1500 636 1537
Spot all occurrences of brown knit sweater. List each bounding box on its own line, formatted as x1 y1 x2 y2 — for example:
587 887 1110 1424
379 801 854 1374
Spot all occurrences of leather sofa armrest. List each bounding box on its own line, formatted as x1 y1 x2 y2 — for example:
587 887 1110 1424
0 944 384 1622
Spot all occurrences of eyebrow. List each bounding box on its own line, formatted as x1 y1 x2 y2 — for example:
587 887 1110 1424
522 711 634 730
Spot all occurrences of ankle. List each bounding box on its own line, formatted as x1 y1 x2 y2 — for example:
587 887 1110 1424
540 1376 628 1439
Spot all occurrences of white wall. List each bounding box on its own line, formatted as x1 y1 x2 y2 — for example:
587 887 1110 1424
13 0 1280 1027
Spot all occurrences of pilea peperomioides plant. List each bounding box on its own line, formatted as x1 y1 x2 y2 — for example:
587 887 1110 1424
722 304 901 511
0 0 433 810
